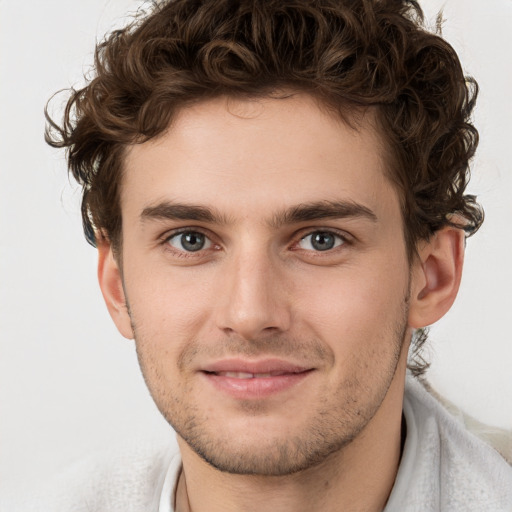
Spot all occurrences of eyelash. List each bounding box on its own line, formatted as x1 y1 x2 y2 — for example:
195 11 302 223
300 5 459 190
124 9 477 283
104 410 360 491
293 230 350 253
161 228 218 258
159 227 352 258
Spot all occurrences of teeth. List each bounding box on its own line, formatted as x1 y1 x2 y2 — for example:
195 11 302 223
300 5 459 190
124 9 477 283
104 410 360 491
218 372 277 379
223 372 254 379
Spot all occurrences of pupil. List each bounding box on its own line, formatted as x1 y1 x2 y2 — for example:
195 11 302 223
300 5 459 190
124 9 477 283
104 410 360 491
312 232 335 251
181 232 205 252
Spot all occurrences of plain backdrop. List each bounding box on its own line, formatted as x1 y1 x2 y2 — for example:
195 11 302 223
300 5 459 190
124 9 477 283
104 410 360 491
1 0 511 488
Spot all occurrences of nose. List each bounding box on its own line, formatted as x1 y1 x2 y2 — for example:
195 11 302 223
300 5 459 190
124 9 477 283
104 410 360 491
215 247 291 341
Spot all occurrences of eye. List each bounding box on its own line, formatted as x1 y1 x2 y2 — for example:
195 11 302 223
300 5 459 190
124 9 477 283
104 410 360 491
166 231 213 252
297 231 345 252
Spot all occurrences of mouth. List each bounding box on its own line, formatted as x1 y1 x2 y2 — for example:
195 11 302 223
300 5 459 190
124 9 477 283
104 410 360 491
208 370 300 379
200 359 314 398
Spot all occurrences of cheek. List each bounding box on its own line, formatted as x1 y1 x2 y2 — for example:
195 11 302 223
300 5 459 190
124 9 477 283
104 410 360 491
123 261 216 356
295 260 410 356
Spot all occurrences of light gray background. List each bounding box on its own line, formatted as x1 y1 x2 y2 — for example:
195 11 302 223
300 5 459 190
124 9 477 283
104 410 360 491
1 0 511 488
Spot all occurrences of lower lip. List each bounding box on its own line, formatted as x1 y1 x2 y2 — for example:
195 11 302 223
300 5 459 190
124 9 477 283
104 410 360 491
202 371 313 399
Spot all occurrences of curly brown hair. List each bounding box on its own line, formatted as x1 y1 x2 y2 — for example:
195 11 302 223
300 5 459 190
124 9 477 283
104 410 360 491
45 0 483 374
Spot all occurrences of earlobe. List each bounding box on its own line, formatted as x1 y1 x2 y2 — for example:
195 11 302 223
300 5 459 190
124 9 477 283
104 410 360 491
97 242 134 339
408 227 465 329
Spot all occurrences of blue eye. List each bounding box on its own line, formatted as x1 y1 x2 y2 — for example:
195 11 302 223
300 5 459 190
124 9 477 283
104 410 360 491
167 231 212 252
298 231 345 251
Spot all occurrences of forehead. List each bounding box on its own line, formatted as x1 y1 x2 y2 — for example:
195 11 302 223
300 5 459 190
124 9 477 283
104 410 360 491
122 94 398 224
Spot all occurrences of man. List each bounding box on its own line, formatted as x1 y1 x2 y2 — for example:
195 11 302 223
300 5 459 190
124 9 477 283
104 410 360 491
6 0 512 510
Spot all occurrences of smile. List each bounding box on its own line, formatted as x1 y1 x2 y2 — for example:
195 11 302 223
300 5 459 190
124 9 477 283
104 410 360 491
210 371 297 379
200 359 314 399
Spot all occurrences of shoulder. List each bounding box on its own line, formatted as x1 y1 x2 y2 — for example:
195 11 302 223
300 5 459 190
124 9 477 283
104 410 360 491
397 376 512 511
0 435 180 512
422 379 512 464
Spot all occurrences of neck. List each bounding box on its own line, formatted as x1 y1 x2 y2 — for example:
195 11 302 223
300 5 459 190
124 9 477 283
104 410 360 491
175 366 407 512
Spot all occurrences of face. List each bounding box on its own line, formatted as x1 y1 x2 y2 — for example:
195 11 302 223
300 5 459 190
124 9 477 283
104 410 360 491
113 95 414 476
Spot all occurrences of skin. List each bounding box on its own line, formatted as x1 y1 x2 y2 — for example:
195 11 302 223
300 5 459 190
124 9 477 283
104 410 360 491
98 94 464 511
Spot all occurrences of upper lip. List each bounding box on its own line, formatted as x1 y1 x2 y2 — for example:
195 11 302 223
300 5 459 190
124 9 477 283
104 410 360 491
201 358 312 375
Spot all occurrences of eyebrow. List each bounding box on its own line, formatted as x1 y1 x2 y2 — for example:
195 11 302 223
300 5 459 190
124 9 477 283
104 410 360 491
140 199 378 227
141 202 232 225
269 200 378 228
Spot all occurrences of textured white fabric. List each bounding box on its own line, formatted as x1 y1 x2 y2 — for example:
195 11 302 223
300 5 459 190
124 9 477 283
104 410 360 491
2 376 511 511
0 436 178 512
159 452 182 512
384 377 512 511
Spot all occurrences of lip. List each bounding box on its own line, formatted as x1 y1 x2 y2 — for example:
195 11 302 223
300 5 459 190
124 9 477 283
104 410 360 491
200 358 314 399
202 358 311 375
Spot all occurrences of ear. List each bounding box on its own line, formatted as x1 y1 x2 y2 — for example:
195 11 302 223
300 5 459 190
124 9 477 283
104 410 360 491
97 241 134 339
408 227 465 329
